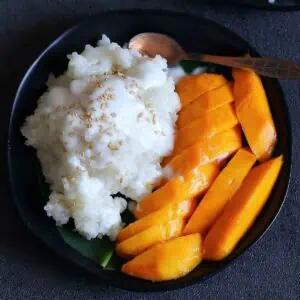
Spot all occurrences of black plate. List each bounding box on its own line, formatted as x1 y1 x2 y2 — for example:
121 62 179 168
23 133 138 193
230 0 300 10
7 10 292 292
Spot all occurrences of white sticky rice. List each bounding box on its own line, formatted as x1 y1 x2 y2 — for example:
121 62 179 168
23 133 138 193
21 35 180 240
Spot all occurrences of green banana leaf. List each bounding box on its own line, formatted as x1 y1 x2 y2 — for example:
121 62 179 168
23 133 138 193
57 209 134 269
58 221 115 268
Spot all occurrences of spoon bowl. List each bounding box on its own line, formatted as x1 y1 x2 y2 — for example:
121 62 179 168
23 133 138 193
129 32 188 65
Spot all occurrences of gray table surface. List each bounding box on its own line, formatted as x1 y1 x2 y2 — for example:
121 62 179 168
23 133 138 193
1 1 300 299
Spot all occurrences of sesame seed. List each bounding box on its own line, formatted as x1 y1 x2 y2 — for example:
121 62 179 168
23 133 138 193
152 114 156 124
100 114 108 122
107 140 123 151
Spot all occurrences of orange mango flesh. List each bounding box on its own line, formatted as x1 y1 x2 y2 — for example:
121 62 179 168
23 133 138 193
177 83 234 128
232 68 277 161
117 198 198 242
117 70 282 281
176 74 228 107
171 104 239 158
162 126 242 168
183 148 256 236
116 218 185 259
133 163 220 219
122 233 202 281
203 155 283 261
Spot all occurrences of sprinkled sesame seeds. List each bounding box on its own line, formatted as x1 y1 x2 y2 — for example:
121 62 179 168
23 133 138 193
108 140 123 151
152 114 157 124
100 114 108 122
100 102 108 110
111 65 125 77
97 90 114 102
85 112 92 120
95 81 105 88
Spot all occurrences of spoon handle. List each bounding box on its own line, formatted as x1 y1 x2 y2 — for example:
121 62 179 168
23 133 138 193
189 54 300 79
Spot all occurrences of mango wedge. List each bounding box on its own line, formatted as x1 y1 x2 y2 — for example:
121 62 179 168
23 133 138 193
176 74 228 107
122 233 203 281
117 198 198 242
116 218 185 259
203 155 283 261
177 83 234 128
233 68 277 161
172 104 239 157
134 163 220 219
183 148 256 236
162 126 242 168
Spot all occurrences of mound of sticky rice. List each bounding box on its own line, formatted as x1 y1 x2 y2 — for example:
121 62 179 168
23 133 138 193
21 35 180 240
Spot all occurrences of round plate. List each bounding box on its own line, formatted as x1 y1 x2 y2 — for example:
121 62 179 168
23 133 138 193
7 10 292 292
230 0 300 10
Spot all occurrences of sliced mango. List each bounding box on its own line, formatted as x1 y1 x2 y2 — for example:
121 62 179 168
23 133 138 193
171 104 239 158
233 68 277 161
162 126 242 168
176 74 228 107
134 163 220 219
177 83 234 128
117 198 198 242
203 155 283 261
122 233 203 281
116 218 185 259
183 148 256 236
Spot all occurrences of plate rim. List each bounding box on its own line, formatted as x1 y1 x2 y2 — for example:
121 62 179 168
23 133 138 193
230 0 300 11
6 9 293 292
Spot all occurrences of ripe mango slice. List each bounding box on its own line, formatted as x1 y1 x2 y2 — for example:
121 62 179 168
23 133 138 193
116 218 185 259
176 74 228 107
183 148 256 236
162 126 242 168
134 163 220 219
117 198 198 242
177 83 234 128
232 68 277 161
122 233 203 281
203 155 283 261
172 104 239 157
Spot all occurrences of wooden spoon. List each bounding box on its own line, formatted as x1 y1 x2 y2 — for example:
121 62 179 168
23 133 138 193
129 32 300 79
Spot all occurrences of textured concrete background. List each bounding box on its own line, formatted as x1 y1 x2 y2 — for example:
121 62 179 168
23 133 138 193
1 1 299 299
